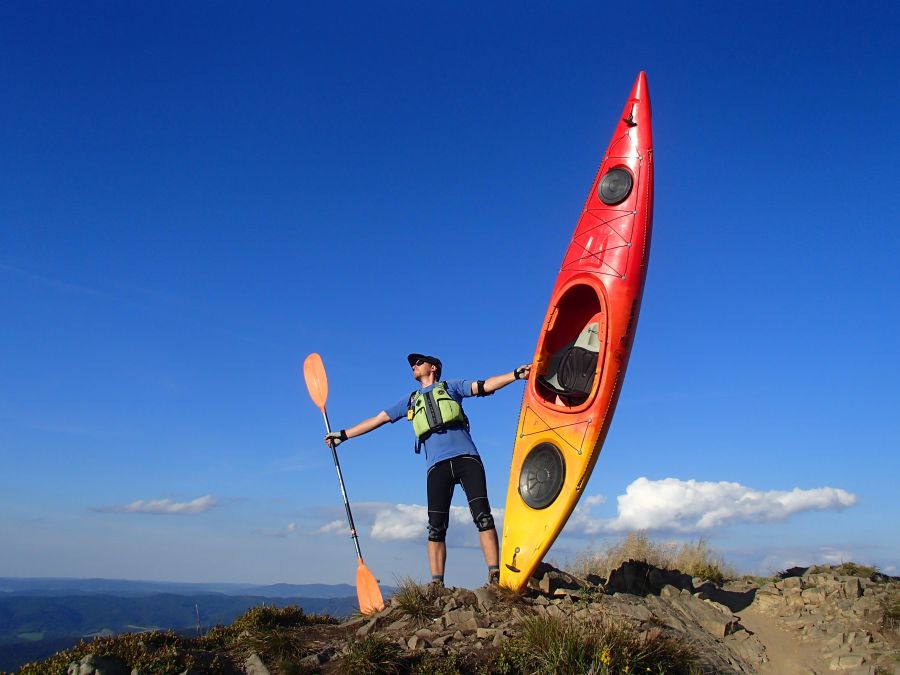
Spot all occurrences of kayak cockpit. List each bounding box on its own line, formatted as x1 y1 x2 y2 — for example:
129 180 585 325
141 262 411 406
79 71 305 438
534 283 607 409
537 321 600 405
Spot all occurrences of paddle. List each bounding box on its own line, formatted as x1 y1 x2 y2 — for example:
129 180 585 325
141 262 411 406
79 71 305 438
302 352 385 614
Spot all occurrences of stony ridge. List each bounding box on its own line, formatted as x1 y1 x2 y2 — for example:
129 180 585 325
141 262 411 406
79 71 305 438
59 562 899 674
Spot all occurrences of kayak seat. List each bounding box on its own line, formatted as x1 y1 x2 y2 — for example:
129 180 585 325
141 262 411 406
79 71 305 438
537 321 600 405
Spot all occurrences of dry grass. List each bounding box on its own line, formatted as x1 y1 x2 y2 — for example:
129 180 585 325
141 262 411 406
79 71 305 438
568 532 737 585
16 605 337 675
882 587 900 631
496 614 699 674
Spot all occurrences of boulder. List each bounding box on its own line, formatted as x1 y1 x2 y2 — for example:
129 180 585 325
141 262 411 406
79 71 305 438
606 560 693 596
537 567 582 595
68 655 130 675
356 617 378 637
473 587 497 610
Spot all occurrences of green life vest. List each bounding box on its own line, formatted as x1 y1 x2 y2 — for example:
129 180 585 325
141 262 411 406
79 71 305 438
407 382 469 451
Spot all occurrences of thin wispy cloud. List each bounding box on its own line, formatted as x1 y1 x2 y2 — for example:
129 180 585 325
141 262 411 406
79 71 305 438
0 262 139 307
255 522 298 538
264 453 331 475
758 545 860 575
94 495 219 515
312 519 347 536
570 477 857 534
1 262 285 350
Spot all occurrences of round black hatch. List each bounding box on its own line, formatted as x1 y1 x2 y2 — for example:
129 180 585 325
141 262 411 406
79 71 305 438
518 442 566 509
598 167 634 205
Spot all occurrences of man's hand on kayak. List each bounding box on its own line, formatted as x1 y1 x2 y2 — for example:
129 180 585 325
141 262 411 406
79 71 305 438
514 364 532 380
325 430 348 448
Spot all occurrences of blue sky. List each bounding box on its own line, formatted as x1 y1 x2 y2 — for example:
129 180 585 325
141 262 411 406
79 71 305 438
2 2 898 589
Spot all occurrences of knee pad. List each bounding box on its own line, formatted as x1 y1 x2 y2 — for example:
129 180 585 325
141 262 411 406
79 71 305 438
427 510 449 542
474 512 495 532
427 524 447 542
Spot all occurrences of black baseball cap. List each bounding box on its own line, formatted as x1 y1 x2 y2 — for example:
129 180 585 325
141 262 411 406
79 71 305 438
407 353 442 373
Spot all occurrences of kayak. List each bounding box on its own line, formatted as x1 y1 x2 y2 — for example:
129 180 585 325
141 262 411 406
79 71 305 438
500 72 654 590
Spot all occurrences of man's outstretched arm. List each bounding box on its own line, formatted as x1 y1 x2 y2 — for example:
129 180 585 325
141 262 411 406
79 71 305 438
471 364 532 396
325 411 391 448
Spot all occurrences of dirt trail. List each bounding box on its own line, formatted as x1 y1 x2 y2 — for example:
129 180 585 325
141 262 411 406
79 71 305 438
738 605 828 675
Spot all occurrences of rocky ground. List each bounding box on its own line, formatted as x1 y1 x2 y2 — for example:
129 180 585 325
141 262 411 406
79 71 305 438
59 562 900 674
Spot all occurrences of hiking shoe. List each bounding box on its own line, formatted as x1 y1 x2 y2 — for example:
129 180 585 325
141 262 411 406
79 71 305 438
488 570 500 587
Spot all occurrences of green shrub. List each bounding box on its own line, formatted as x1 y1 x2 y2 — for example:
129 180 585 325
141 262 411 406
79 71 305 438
18 631 225 675
833 562 880 580
17 606 338 675
231 604 336 632
342 634 404 675
411 652 461 674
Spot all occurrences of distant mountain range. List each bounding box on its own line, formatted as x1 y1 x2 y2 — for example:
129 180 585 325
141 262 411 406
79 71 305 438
0 576 361 599
0 576 392 672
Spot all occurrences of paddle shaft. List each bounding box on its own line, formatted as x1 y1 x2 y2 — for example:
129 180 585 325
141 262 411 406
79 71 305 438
321 410 364 561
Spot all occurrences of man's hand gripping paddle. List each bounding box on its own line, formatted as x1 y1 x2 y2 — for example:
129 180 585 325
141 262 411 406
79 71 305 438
303 353 385 614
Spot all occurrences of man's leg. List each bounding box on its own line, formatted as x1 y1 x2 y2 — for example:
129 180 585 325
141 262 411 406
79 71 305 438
426 460 454 584
479 527 499 567
457 455 500 582
428 540 447 578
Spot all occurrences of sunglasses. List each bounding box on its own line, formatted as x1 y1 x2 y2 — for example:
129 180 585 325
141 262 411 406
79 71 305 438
412 359 427 367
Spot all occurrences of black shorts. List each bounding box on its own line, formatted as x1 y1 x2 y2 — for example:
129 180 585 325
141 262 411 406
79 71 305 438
426 454 495 542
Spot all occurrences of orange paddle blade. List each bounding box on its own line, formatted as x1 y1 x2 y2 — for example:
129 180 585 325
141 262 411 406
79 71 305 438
303 353 329 411
356 560 385 614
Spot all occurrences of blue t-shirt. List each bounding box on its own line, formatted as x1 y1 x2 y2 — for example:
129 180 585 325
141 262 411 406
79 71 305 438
383 379 478 469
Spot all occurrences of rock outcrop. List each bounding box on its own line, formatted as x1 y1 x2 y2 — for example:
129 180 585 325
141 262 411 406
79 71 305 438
292 560 771 674
751 567 898 673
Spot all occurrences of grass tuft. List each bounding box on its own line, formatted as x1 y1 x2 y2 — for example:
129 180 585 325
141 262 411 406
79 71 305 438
391 577 441 623
342 634 404 675
244 627 307 662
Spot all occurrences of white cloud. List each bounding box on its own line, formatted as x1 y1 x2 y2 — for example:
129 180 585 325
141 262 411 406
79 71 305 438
371 504 428 541
371 504 479 541
582 494 606 507
570 477 857 534
95 495 218 515
311 502 505 542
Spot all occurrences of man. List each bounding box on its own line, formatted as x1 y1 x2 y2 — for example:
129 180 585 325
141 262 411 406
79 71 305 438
325 353 531 586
